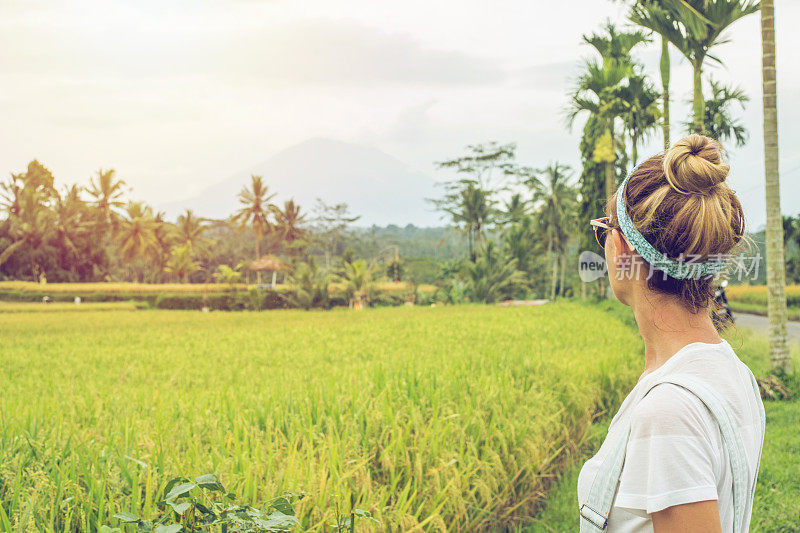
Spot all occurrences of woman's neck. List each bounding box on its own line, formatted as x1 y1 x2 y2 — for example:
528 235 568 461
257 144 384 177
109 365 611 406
629 287 722 376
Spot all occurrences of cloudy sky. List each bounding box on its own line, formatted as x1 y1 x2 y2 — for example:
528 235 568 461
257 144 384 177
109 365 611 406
2 0 798 228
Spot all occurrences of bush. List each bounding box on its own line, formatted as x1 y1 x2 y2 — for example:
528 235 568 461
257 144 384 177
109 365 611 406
153 291 287 311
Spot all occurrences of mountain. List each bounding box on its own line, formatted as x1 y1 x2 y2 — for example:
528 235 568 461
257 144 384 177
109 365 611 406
159 138 442 226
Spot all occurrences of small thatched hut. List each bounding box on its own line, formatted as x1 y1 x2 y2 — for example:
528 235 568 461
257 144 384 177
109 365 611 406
248 254 291 286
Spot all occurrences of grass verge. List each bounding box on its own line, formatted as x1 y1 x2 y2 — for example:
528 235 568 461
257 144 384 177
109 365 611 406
729 300 800 322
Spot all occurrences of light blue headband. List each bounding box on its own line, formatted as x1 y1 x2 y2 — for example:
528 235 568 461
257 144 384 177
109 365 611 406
615 165 727 280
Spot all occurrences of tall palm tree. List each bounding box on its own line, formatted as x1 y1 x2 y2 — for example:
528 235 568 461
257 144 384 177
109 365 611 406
271 199 307 255
232 175 276 283
53 185 89 279
500 193 529 225
631 0 760 134
619 74 662 164
568 23 647 199
118 202 159 280
0 187 52 272
620 0 676 150
151 211 174 282
683 79 749 146
0 173 24 217
761 0 790 373
526 163 577 300
87 168 126 232
433 179 495 263
176 209 211 257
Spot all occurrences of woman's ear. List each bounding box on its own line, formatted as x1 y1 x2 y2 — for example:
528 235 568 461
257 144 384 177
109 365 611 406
611 229 631 256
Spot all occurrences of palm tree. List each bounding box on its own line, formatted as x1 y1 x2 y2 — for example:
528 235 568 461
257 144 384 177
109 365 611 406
501 215 537 277
287 260 329 310
232 175 276 283
761 0 790 373
150 211 174 282
568 23 647 198
118 202 159 280
683 79 749 146
465 242 526 303
165 245 202 283
620 0 676 150
631 0 760 134
499 193 529 225
53 185 89 279
87 168 126 232
0 173 24 217
619 74 662 165
176 209 211 257
340 259 373 309
433 180 495 263
0 187 52 273
271 199 307 255
212 264 243 290
525 163 577 300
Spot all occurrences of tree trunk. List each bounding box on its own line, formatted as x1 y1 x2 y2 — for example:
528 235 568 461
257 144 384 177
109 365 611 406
469 228 476 263
255 235 261 285
761 0 791 373
550 253 557 301
559 253 566 297
692 61 705 134
632 132 639 167
604 161 615 202
547 238 555 300
605 121 616 200
660 37 671 151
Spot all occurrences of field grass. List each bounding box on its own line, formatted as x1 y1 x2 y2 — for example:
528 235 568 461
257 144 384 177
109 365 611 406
727 284 800 307
524 308 800 533
0 281 437 296
0 301 141 313
0 302 642 531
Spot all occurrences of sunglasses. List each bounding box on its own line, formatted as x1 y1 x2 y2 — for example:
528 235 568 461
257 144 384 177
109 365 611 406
590 217 612 249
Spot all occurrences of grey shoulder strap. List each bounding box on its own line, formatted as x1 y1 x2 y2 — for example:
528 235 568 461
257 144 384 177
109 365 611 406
579 370 764 532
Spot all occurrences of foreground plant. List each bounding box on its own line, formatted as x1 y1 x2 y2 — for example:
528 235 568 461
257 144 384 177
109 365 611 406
105 474 301 533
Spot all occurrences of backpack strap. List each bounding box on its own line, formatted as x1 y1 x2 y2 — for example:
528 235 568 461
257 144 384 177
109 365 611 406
579 372 759 532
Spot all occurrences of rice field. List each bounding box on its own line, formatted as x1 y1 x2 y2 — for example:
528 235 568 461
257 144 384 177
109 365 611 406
726 284 800 307
0 281 438 296
1 303 642 531
0 302 140 313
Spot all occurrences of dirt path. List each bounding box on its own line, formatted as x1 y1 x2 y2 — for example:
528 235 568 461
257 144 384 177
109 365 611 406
734 312 800 340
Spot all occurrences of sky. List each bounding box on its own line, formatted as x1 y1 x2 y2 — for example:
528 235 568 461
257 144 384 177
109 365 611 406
2 0 799 229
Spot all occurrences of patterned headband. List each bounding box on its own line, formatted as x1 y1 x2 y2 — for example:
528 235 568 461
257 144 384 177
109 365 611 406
615 165 727 280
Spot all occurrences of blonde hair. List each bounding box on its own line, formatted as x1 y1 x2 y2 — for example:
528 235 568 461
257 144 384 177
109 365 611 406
607 134 745 310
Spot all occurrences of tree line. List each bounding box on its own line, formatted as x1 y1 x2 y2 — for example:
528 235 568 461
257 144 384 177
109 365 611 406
0 162 368 285
427 1 757 303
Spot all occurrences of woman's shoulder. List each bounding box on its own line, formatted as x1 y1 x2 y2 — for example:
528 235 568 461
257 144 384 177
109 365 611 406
629 382 719 441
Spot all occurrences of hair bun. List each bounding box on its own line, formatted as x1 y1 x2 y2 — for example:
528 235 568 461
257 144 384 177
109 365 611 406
663 134 729 195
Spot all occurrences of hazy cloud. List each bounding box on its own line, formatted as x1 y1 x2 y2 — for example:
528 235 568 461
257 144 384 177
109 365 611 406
215 19 508 87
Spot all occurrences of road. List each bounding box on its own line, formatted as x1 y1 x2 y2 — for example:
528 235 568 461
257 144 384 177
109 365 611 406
734 312 800 340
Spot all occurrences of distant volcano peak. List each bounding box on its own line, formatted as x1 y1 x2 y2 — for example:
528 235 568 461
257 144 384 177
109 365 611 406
159 138 440 226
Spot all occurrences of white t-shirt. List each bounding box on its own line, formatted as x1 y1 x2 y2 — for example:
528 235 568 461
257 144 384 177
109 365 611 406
577 340 765 532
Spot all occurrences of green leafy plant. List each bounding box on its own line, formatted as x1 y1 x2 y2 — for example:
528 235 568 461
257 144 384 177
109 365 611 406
286 260 329 310
329 494 380 533
107 474 302 532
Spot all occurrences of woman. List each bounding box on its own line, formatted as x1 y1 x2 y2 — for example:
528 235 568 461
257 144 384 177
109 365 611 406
578 135 765 532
